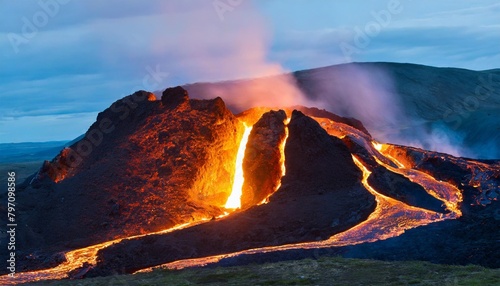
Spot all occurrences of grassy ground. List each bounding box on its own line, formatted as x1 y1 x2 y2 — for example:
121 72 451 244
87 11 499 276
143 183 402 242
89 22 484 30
25 257 500 286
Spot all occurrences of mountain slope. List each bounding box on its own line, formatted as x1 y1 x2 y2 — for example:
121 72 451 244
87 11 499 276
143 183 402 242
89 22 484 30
185 62 500 159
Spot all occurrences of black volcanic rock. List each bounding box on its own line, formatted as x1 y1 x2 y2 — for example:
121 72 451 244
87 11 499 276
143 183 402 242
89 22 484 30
207 218 500 269
338 218 500 268
276 110 362 192
17 88 244 254
368 166 448 213
381 144 500 219
37 90 158 182
291 106 370 136
161 86 189 108
87 111 376 276
241 110 287 208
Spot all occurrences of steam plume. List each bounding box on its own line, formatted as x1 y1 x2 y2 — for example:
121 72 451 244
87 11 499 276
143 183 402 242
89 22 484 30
163 1 311 111
160 3 475 158
304 63 475 157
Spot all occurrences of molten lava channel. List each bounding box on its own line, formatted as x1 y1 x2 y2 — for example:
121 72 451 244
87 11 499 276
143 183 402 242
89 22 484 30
278 117 291 186
140 122 464 271
226 115 291 208
1 113 470 284
372 142 463 216
225 124 253 209
0 221 210 285
142 154 450 272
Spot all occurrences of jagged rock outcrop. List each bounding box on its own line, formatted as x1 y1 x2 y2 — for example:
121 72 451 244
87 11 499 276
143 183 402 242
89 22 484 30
17 87 244 253
87 110 376 276
278 110 364 191
241 110 287 208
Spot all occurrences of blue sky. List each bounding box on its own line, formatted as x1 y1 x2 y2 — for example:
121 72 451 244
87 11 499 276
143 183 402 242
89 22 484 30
1 0 499 143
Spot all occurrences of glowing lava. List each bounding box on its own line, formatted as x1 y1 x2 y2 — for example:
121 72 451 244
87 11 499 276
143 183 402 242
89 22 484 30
279 117 291 180
140 155 449 272
2 112 478 284
225 124 253 209
0 220 210 285
371 142 463 216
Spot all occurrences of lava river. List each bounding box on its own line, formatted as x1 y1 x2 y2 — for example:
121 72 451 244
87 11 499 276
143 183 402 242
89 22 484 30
137 118 464 272
0 115 464 285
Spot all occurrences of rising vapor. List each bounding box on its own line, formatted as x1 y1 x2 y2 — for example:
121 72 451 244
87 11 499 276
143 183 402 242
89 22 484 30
163 1 312 110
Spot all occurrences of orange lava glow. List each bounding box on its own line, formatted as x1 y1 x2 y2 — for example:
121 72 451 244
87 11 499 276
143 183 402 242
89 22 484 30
372 141 383 151
371 142 463 216
136 118 468 272
2 113 475 284
279 118 291 180
0 220 211 285
225 124 253 209
372 142 404 168
136 154 451 272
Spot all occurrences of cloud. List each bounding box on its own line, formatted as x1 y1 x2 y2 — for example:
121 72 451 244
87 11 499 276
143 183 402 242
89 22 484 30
266 25 500 71
425 2 500 19
1 0 499 143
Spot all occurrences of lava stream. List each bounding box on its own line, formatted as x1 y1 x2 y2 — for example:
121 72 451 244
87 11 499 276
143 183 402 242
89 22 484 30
0 220 211 285
2 115 467 284
136 118 464 273
137 155 448 272
312 118 462 215
225 124 253 209
137 120 463 272
372 142 463 216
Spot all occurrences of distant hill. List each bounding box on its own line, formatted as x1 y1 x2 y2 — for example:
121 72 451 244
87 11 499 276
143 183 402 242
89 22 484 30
185 62 500 159
0 135 83 163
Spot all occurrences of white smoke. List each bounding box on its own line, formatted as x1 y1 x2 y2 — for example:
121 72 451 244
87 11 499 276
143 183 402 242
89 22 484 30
158 2 475 157
162 1 312 110
305 63 477 157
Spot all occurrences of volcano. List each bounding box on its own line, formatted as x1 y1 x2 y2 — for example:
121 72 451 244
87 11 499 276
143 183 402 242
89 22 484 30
1 83 499 283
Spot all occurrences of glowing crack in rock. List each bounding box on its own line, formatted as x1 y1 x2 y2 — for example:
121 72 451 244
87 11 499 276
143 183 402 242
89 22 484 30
0 113 475 285
225 124 253 209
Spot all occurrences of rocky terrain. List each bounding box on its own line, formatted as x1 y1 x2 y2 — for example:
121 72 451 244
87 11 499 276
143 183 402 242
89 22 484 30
0 87 379 277
5 88 246 259
0 63 499 283
87 110 376 276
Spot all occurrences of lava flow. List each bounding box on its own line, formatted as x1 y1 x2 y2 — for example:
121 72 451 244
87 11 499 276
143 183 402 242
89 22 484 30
1 106 479 284
372 142 462 216
137 154 450 272
278 117 291 186
135 117 464 272
0 122 254 285
0 221 209 285
225 124 253 209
